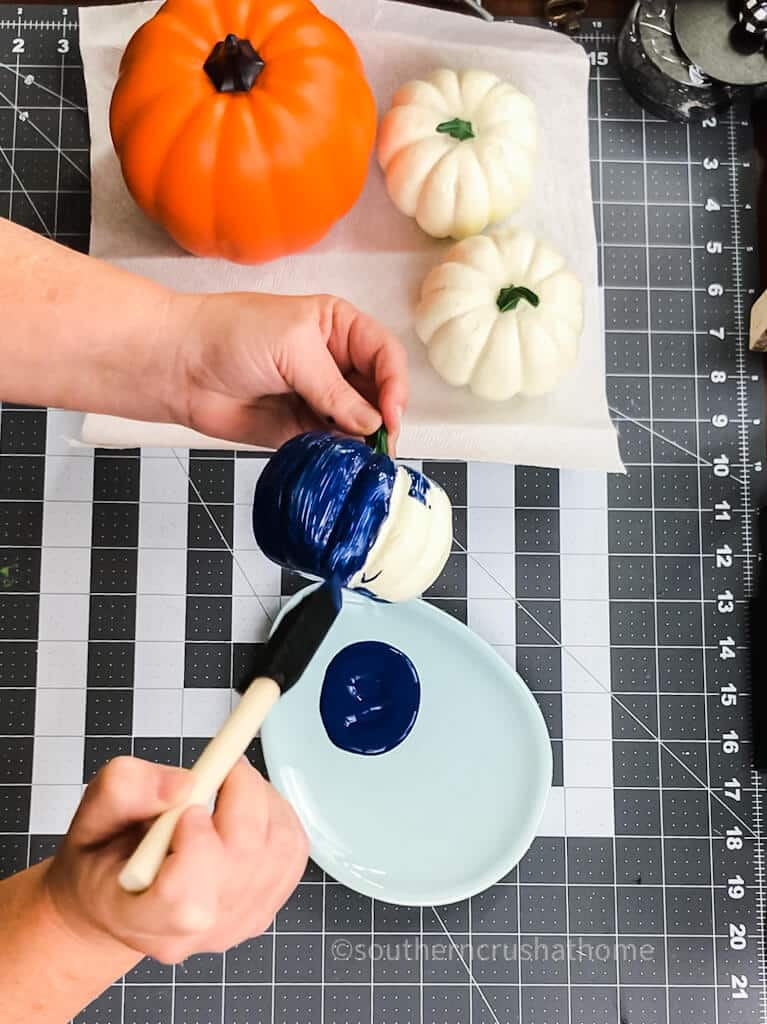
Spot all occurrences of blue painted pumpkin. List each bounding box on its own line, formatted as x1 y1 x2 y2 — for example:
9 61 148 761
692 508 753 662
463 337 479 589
252 432 452 602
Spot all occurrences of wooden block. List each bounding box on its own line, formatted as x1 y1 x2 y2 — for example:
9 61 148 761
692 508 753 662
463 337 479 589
750 288 767 351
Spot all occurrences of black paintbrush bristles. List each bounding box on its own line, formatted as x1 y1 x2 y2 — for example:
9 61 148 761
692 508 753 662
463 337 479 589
237 577 342 695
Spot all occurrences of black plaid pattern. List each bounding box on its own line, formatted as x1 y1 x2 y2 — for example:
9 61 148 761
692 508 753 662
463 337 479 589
185 455 234 684
86 449 138 786
0 410 44 836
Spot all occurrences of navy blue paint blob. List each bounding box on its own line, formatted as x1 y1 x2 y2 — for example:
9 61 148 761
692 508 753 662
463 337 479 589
253 433 396 586
404 466 430 506
319 641 420 756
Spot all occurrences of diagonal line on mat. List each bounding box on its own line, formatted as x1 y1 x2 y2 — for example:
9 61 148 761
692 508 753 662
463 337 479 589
170 448 276 627
458 539 756 838
432 909 502 1024
0 145 52 237
610 405 745 485
0 61 86 111
0 87 88 180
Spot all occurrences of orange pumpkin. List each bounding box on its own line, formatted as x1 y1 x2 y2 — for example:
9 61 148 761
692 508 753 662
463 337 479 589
110 0 376 263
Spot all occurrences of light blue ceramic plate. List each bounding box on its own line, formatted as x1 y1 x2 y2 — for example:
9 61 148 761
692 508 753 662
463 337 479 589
261 586 552 906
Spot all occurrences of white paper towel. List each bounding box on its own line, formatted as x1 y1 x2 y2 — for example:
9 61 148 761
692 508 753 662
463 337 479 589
78 0 623 471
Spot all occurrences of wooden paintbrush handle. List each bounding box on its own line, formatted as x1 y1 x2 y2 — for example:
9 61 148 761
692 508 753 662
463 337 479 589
118 677 281 894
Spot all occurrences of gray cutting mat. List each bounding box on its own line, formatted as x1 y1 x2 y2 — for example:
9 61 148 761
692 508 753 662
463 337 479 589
0 5 766 1023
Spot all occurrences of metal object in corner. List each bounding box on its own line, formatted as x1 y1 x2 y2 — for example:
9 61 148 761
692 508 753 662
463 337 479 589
617 0 767 122
462 0 494 22
617 0 737 121
545 0 588 33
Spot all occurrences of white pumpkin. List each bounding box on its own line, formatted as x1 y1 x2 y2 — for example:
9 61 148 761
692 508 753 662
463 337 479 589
377 68 537 239
415 227 583 402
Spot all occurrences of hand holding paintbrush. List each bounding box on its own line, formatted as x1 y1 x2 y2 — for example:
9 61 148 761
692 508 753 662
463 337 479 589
16 575 341 1004
118 577 342 893
42 756 308 965
0 750 309 1024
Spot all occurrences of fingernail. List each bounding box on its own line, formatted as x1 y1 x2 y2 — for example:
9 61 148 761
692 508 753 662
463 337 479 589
390 406 404 457
390 405 403 436
158 766 193 805
360 404 380 430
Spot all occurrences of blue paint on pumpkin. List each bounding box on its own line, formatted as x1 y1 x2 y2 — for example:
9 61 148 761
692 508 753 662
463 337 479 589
319 640 420 755
252 433 396 586
404 466 430 506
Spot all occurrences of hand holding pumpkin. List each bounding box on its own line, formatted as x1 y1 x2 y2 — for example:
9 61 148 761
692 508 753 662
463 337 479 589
0 219 407 450
172 290 408 451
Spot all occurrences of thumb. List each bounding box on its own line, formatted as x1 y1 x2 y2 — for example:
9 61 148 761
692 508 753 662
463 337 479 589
294 348 381 437
69 757 193 847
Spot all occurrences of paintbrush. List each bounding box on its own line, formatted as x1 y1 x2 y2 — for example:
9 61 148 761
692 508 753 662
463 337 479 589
118 577 342 893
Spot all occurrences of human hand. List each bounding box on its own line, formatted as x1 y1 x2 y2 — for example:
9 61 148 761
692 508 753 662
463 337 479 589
0 222 408 450
170 291 409 454
45 757 308 964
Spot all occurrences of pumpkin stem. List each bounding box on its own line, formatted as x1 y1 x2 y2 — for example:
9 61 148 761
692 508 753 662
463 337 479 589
204 33 265 93
436 118 475 141
496 285 540 313
365 425 389 456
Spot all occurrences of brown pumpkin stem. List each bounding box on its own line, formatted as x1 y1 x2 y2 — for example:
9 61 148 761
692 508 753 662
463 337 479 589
204 33 265 93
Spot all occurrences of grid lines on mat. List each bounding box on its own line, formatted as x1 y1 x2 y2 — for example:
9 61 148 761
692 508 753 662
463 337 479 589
0 8 766 1024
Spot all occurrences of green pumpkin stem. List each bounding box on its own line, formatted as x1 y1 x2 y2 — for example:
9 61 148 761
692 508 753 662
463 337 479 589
496 285 540 313
436 118 475 141
204 33 265 93
365 425 389 456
